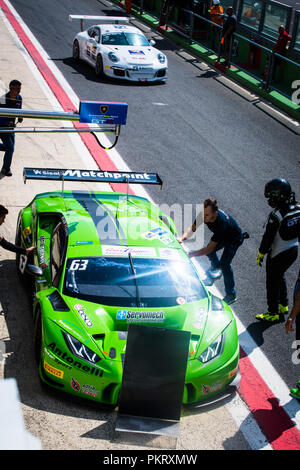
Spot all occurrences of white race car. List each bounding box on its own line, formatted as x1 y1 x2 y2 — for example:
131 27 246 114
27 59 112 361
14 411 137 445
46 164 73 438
70 15 168 82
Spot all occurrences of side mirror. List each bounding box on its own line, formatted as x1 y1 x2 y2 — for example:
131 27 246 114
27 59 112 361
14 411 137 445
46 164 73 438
26 264 43 277
149 39 156 46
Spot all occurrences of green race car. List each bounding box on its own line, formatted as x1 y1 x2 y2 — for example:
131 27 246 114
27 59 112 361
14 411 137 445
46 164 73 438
16 168 240 407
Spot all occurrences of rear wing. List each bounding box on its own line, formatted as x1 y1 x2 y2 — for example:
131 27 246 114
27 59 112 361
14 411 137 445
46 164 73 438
23 168 163 188
69 15 132 30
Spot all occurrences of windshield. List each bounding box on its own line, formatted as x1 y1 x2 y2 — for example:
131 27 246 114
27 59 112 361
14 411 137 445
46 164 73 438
63 257 206 308
101 32 149 47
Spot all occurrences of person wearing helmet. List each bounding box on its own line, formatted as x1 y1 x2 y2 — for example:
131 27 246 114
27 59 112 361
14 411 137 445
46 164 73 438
256 178 300 322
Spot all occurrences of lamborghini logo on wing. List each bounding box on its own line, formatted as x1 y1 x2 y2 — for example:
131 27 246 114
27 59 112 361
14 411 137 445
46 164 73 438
101 105 108 114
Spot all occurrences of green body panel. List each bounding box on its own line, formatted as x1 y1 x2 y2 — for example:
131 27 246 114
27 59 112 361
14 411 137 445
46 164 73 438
18 190 239 406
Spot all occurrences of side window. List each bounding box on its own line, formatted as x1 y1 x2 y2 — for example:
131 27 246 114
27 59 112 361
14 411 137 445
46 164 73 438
51 222 67 285
88 27 95 38
94 27 100 43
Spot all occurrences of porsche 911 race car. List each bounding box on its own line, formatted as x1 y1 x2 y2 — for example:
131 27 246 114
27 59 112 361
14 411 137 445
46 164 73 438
70 15 168 82
16 168 239 407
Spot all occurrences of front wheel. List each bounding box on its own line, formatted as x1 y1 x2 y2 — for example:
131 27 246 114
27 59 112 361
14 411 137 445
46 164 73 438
72 40 80 61
95 54 103 77
34 308 43 366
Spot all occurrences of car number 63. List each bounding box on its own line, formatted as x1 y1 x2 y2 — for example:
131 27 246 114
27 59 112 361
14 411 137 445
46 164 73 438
69 259 88 271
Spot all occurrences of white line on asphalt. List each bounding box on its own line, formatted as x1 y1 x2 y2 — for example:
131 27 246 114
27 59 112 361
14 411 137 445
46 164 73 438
2 0 300 448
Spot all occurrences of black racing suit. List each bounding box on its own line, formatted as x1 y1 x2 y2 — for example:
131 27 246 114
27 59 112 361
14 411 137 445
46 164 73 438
0 237 26 254
259 202 300 314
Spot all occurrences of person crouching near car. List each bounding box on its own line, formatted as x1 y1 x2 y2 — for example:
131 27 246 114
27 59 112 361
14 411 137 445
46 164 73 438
179 198 244 305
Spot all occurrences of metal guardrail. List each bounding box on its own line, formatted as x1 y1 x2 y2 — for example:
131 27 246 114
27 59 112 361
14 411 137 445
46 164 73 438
160 6 300 99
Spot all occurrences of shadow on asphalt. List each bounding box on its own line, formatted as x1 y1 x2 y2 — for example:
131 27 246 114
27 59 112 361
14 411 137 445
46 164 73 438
0 259 114 421
50 56 167 88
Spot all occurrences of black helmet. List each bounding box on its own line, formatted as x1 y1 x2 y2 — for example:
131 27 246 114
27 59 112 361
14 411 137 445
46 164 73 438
264 178 291 208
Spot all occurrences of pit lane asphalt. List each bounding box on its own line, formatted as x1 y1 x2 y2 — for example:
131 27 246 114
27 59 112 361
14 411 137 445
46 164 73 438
0 0 261 451
3 0 299 448
9 0 299 388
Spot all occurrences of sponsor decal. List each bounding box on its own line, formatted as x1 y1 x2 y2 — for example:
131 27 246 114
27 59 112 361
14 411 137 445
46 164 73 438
193 308 206 329
22 226 31 237
44 360 64 379
60 215 68 235
74 304 93 327
116 310 165 323
82 384 98 398
47 342 103 377
129 50 145 55
54 357 72 370
228 367 238 379
26 169 161 186
202 381 224 395
39 235 48 269
143 228 172 245
71 377 81 392
159 248 181 259
22 225 32 245
102 245 156 257
176 297 186 305
75 240 93 245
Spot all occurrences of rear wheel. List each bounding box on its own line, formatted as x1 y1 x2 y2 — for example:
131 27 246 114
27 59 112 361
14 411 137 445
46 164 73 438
95 54 103 77
34 308 43 366
72 40 80 61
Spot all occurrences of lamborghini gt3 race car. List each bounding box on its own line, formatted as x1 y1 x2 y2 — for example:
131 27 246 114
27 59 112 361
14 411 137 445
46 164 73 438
70 15 168 82
16 168 239 407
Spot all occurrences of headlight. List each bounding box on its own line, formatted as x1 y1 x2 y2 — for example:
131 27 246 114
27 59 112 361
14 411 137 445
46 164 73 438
157 53 166 64
108 52 119 63
197 333 224 364
63 332 101 365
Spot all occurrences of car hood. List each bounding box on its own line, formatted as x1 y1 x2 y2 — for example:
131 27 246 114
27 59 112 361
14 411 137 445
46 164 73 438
60 295 233 362
105 45 160 63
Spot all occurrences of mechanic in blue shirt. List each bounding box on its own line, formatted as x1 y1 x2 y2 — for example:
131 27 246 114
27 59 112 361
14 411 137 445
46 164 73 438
179 198 244 305
0 80 23 177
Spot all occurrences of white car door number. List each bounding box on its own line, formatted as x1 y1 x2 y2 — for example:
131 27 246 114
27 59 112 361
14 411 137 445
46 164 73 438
19 254 28 274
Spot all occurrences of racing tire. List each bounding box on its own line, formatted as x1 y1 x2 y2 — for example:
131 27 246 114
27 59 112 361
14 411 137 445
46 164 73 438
72 40 80 61
95 54 103 77
15 218 22 271
34 307 43 366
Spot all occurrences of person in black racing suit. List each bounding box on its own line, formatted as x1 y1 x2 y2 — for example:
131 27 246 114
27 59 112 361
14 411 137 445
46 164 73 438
256 178 300 323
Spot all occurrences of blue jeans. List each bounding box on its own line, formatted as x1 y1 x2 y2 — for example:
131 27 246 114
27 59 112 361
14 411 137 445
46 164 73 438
0 133 15 171
207 242 242 296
